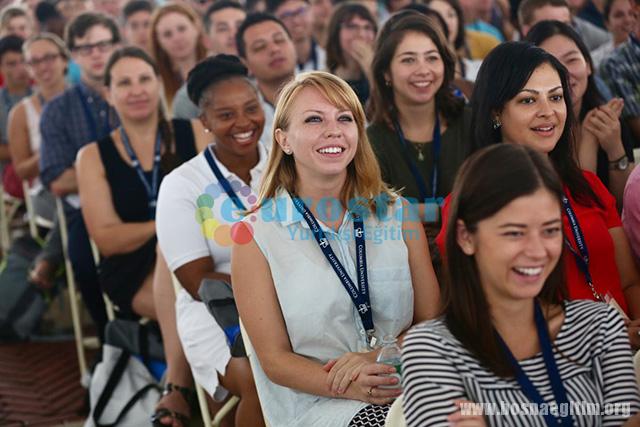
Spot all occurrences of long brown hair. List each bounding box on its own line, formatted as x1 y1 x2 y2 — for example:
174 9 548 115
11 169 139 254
257 71 397 215
444 144 567 377
149 2 207 108
369 11 463 126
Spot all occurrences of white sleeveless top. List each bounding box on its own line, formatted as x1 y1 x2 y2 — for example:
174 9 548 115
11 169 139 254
247 191 414 426
23 97 41 153
22 97 43 194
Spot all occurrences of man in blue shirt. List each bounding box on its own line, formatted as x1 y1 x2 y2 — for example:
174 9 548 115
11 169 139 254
39 12 121 336
601 0 640 142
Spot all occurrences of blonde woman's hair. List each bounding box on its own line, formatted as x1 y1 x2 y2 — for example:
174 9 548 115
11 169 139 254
257 71 397 216
23 33 70 61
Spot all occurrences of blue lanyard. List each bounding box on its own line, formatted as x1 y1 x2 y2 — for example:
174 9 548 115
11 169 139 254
76 86 112 142
497 301 573 427
289 194 376 347
298 40 318 72
393 113 441 201
204 146 247 211
119 127 162 218
561 195 603 301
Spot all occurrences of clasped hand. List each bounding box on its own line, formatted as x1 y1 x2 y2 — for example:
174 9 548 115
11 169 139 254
582 98 624 157
322 352 402 404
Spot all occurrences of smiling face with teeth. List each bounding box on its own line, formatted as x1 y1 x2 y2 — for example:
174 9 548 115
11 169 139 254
386 31 445 108
274 85 359 183
497 62 567 155
200 76 265 161
457 188 563 306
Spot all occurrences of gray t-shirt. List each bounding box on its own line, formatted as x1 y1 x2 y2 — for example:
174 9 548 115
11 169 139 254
0 87 31 144
172 83 200 120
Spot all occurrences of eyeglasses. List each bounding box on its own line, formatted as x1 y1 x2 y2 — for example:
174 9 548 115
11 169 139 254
73 40 114 56
26 53 61 67
341 22 375 34
277 6 308 22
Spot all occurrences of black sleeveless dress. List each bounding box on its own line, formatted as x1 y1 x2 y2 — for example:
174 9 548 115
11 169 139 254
97 119 197 317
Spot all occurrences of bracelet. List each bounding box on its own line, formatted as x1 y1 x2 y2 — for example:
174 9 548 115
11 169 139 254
608 154 627 164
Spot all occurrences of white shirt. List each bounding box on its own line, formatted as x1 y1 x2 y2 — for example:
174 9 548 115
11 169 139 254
246 191 414 426
157 142 268 273
297 42 327 73
156 143 267 397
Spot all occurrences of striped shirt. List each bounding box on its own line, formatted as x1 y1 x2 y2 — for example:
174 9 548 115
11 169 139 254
401 300 640 426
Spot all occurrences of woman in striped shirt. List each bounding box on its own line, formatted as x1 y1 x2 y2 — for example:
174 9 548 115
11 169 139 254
402 143 640 426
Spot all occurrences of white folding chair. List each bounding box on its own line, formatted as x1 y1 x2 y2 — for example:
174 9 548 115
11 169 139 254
22 181 54 240
384 394 407 427
0 182 24 256
55 197 100 384
170 273 239 427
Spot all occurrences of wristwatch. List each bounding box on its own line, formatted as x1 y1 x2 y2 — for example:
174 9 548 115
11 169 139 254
609 154 630 171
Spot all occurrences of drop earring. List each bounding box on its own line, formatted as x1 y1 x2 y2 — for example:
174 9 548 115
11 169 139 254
492 117 502 130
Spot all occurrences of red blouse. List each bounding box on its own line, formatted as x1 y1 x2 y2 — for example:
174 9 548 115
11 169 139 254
435 171 628 315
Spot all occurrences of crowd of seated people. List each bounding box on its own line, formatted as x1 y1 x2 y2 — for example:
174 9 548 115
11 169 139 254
0 0 639 425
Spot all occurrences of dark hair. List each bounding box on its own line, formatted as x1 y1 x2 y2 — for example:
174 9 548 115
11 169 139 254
526 20 604 120
421 0 466 51
122 0 153 21
603 0 616 21
104 46 180 173
65 12 120 51
204 0 245 32
236 12 291 58
444 143 567 377
470 41 601 208
187 54 250 107
246 0 266 13
517 0 569 27
265 0 308 14
0 35 24 63
35 2 62 24
326 2 377 72
369 11 463 125
402 3 450 41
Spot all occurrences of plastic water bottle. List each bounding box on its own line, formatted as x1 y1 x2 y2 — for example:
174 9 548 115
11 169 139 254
376 335 402 389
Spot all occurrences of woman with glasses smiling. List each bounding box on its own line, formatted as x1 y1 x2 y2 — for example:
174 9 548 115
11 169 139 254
325 2 377 107
8 33 69 289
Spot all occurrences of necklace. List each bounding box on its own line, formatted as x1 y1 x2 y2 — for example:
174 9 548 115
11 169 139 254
411 140 431 162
